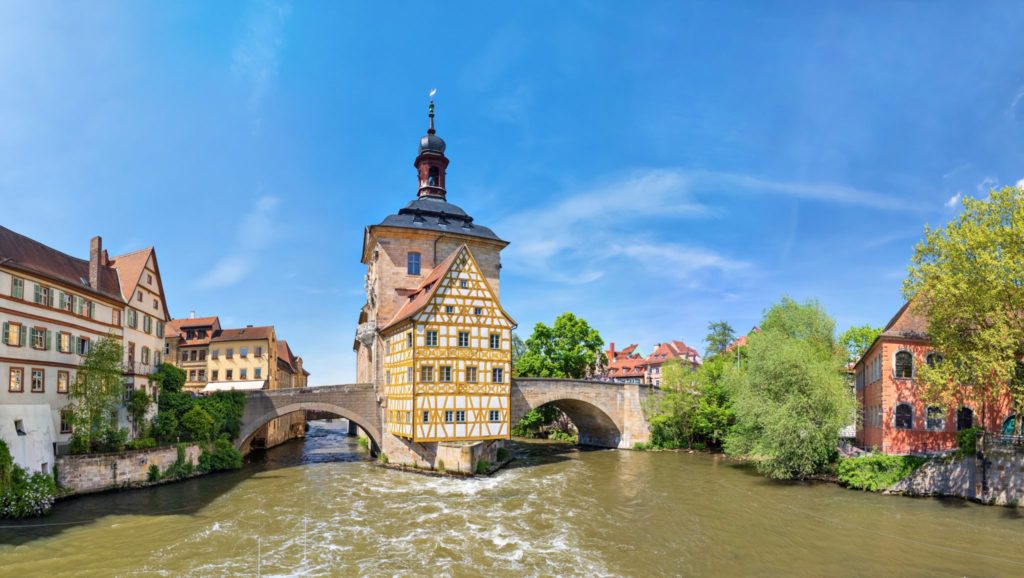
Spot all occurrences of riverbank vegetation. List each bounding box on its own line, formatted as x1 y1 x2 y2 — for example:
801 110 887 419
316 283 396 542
66 337 132 454
837 455 928 491
0 440 58 519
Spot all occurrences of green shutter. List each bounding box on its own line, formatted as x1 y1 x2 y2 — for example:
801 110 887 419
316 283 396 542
1 322 7 345
87 301 94 318
19 325 26 346
33 284 41 303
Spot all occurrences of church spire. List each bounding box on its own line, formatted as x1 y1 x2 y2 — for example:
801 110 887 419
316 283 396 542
416 90 449 200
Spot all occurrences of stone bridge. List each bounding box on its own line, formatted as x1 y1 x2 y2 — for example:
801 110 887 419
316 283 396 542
237 379 656 453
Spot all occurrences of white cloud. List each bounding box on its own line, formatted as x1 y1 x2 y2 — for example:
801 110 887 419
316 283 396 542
945 192 962 208
199 196 280 289
976 176 997 194
692 171 914 211
1009 87 1024 120
1016 178 1024 189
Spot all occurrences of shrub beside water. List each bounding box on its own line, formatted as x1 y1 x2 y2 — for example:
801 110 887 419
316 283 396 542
0 440 58 519
837 455 928 492
198 437 243 473
957 427 980 456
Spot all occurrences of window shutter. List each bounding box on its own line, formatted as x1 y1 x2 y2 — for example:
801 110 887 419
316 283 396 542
33 284 41 303
19 325 26 346
87 301 94 318
47 289 54 307
45 330 52 351
1 322 7 345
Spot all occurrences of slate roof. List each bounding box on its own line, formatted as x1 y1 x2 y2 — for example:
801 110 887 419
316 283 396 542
375 196 505 243
0 225 123 302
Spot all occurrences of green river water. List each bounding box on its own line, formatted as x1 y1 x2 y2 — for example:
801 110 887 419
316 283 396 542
1 420 1022 577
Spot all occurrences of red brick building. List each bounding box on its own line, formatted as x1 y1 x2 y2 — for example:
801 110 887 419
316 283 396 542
854 302 1016 455
604 340 701 385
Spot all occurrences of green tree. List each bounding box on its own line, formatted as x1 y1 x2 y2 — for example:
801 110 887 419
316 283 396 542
67 336 125 450
514 313 606 378
704 321 736 358
126 389 151 438
838 324 882 365
511 332 527 373
647 356 736 449
149 363 186 394
180 406 215 442
724 297 855 480
904 185 1024 424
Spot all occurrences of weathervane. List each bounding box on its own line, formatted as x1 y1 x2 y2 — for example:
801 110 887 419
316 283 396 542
428 88 437 133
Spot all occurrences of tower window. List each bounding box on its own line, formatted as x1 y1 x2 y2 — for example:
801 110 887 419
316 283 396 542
407 252 421 275
428 166 439 186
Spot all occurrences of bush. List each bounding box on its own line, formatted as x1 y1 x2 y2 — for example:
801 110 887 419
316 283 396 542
163 444 194 480
68 433 91 455
475 460 491 475
378 453 389 465
957 427 980 456
837 455 928 492
548 430 578 444
496 447 510 462
100 428 130 453
128 438 157 451
357 437 369 450
199 438 243 473
147 464 161 482
180 406 215 443
633 442 652 451
0 441 58 519
153 412 179 442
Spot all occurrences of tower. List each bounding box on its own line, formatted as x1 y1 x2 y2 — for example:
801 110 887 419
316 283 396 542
353 96 514 470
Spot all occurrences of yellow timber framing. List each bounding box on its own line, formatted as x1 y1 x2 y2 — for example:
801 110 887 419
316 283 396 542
379 245 514 443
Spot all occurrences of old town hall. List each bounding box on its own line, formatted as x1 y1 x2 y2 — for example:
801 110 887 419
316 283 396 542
353 99 515 468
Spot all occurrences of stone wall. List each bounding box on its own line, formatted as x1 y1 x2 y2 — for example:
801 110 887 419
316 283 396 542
979 444 1024 505
56 444 201 495
887 457 976 499
382 432 504 474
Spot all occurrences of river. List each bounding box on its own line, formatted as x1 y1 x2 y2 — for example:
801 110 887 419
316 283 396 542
1 420 1022 577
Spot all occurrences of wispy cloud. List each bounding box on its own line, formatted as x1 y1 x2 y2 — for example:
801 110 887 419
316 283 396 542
691 171 916 211
1017 177 1024 188
945 192 962 208
1009 86 1024 120
199 196 280 289
232 0 292 133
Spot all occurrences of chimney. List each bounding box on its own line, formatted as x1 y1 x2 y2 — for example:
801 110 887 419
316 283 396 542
189 310 196 319
609 342 616 362
89 236 102 291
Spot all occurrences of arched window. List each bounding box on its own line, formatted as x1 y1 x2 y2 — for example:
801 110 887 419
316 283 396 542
956 407 974 431
894 351 914 379
407 252 421 275
925 352 943 368
895 403 913 430
428 166 439 186
925 406 945 431
1002 415 1018 436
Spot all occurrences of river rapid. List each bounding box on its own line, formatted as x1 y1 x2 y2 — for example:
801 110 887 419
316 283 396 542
1 420 1023 577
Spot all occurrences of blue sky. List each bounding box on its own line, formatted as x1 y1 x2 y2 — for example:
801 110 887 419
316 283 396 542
3 2 1024 383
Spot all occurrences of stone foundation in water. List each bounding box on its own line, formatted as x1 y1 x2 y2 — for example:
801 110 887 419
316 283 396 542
56 444 202 495
381 432 507 475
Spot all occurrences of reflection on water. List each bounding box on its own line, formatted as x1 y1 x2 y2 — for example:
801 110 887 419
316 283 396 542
1 420 1023 577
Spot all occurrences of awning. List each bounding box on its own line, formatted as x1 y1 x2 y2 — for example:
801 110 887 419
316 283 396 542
201 380 267 393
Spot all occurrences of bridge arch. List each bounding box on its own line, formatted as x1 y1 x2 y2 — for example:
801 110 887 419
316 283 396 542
237 401 382 453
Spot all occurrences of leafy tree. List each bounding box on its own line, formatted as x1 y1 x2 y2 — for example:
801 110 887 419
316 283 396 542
180 406 214 442
511 333 527 373
704 321 736 358
150 363 186 394
127 389 151 437
646 356 736 449
67 336 125 450
724 297 855 480
838 324 882 365
197 391 246 441
904 185 1024 424
153 412 179 442
514 313 606 378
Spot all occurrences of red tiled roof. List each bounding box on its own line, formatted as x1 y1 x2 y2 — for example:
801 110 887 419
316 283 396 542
725 327 761 353
380 248 461 332
211 325 275 342
165 316 222 345
0 225 122 302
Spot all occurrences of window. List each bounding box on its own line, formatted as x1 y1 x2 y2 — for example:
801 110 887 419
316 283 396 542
407 252 421 275
492 367 504 383
895 403 913 430
143 315 152 334
226 370 233 380
30 327 48 350
58 332 72 353
458 332 469 347
489 410 500 422
136 290 142 302
466 366 478 382
11 277 24 299
385 340 391 354
141 346 150 365
894 351 913 378
198 329 207 339
57 371 69 394
127 309 138 329
187 329 195 340
420 366 434 381
456 410 466 423
198 369 206 381
956 407 974 431
14 419 25 436
407 333 413 348
60 410 72 434
460 280 468 289
444 410 454 423
189 370 197 381
212 349 219 360
474 307 482 315
428 166 439 186
926 352 943 368
180 352 189 363
112 309 122 326
490 334 500 349
426 330 438 347
33 284 53 306
926 406 945 431
240 369 248 380
2 322 24 346
155 352 162 365
189 350 197 361
212 370 219 381
440 366 452 382
156 322 164 338
255 346 263 357
147 274 153 284
226 348 234 359
407 367 413 382
422 411 430 423
152 299 158 309
241 347 249 357
386 371 391 385
199 350 206 361
255 368 262 379
76 337 89 355
406 412 412 424
30 369 43 393
445 306 454 314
